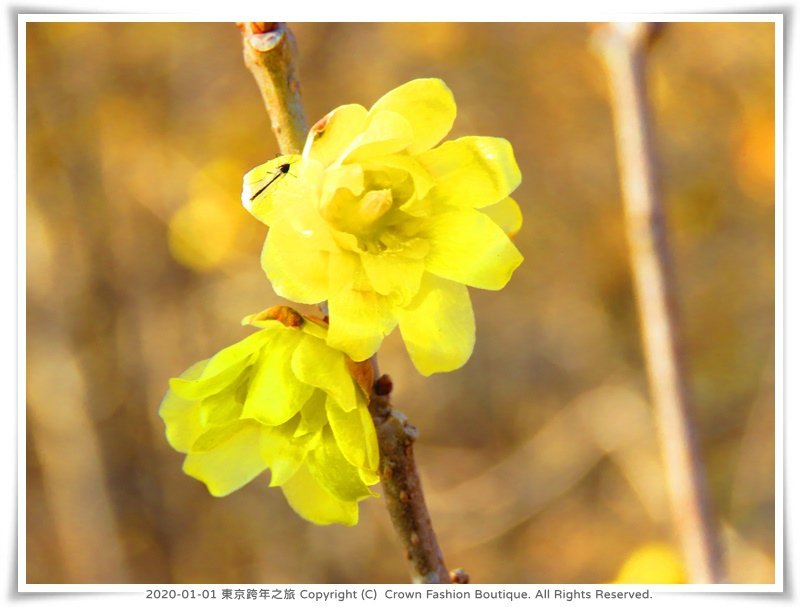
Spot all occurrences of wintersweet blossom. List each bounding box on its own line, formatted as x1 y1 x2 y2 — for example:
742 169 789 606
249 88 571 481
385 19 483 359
159 307 379 526
242 78 523 375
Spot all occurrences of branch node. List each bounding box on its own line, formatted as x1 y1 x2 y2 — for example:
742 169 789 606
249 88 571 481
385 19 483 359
449 568 470 584
374 373 393 396
248 28 285 52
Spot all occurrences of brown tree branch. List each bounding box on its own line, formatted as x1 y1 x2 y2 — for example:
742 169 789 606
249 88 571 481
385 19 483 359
370 374 454 584
237 22 455 584
238 22 308 154
592 22 724 583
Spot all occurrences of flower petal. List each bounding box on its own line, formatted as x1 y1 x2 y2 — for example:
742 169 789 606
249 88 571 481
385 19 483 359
190 422 246 453
159 360 209 452
361 250 425 307
262 224 330 304
327 289 396 362
341 110 414 164
325 394 379 471
291 333 357 412
304 104 369 167
360 154 435 202
168 330 273 401
198 373 247 427
260 415 317 487
307 427 376 502
417 136 521 208
326 251 398 361
242 330 313 426
182 421 267 497
397 273 475 376
481 196 523 238
368 78 456 155
322 163 365 202
242 154 304 223
359 468 380 486
422 208 523 291
281 462 359 526
299 316 329 341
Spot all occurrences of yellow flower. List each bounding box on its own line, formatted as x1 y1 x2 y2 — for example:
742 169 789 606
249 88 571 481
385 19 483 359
158 307 379 526
242 78 523 375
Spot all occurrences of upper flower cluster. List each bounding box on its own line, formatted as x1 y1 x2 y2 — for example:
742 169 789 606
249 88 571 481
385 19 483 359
242 78 523 375
159 307 379 526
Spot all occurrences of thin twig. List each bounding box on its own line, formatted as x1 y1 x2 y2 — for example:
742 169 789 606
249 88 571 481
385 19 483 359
238 22 308 154
237 22 454 584
593 22 724 583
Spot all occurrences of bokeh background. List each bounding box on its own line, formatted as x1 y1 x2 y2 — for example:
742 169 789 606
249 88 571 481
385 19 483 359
25 22 775 584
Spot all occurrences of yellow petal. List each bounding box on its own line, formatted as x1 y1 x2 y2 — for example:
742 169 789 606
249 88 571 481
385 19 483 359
360 154 435 202
304 103 369 167
260 416 316 487
159 360 209 452
422 209 523 291
294 389 328 437
326 250 398 361
306 427 376 502
262 224 330 304
168 330 273 401
324 394 379 471
242 330 313 426
481 196 523 239
320 185 393 236
182 422 267 497
361 250 425 307
196 330 272 379
322 163 365 202
190 420 248 452
299 316 329 341
359 467 380 487
368 78 456 154
327 288 397 362
341 110 414 164
198 381 246 427
242 154 303 223
281 462 359 526
397 273 475 376
328 251 397 362
290 333 358 412
417 136 521 208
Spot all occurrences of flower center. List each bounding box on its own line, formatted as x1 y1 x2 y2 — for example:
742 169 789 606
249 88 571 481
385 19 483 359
319 167 418 252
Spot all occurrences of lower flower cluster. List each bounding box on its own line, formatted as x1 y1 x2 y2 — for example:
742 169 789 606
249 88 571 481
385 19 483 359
159 308 379 526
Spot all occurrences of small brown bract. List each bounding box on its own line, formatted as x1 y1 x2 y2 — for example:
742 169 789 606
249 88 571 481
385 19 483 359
258 305 304 328
310 113 331 139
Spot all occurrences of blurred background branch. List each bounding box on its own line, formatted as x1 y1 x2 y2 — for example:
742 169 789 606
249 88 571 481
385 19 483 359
593 22 724 583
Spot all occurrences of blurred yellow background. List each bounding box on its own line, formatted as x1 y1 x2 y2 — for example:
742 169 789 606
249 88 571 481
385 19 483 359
25 21 775 584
